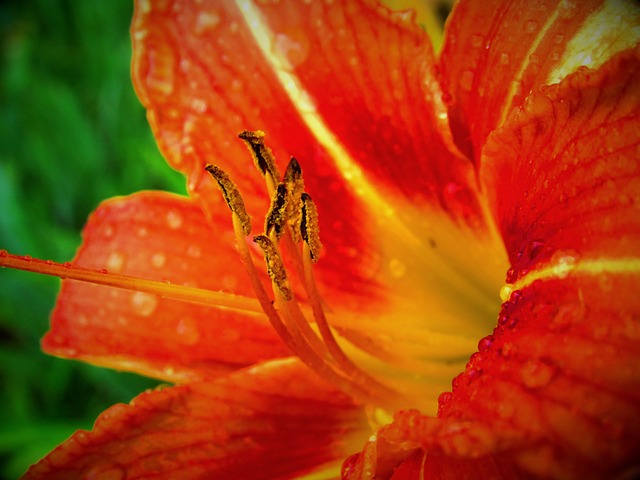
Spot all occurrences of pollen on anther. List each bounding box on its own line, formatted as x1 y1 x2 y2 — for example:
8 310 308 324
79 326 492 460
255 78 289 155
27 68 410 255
265 183 289 238
284 157 305 240
238 130 280 180
253 234 293 300
300 193 322 262
205 164 251 235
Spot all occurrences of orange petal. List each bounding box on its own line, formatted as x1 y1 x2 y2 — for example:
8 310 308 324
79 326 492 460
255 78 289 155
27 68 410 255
481 47 640 282
439 0 638 162
130 0 488 308
345 273 640 479
23 358 370 480
43 191 289 382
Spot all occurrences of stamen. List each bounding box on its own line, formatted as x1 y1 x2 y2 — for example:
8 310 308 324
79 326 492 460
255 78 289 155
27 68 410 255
300 193 322 262
264 182 289 239
204 164 252 235
284 157 305 241
253 234 293 301
238 130 280 183
0 251 262 314
207 135 403 411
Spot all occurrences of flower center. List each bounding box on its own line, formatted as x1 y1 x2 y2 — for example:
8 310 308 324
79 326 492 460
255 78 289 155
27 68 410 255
206 130 404 412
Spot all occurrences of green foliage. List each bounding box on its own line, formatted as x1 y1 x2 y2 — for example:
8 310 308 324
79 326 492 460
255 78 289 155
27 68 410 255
0 1 186 476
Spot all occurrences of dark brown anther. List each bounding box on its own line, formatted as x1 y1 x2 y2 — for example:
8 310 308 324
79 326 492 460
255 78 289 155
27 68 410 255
205 164 251 235
238 130 280 180
253 234 293 300
284 157 305 240
300 193 322 262
264 182 289 239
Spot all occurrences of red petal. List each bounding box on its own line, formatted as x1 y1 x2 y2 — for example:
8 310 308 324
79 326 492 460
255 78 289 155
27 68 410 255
23 359 370 480
482 48 640 281
439 0 605 161
347 273 640 479
131 0 489 308
43 192 288 382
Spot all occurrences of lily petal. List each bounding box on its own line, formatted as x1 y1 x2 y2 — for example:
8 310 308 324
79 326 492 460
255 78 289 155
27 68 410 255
344 46 640 480
44 191 289 383
23 358 370 480
482 47 640 282
440 0 639 162
130 0 493 306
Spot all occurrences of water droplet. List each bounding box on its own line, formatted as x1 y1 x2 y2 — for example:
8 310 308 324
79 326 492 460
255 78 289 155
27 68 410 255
388 258 406 278
554 33 564 44
151 253 166 268
273 31 310 69
191 97 207 113
0 249 7 257
166 210 183 229
98 268 109 274
437 391 452 413
499 52 510 65
63 262 73 268
460 70 475 92
470 34 483 48
137 227 149 238
500 284 514 302
527 240 545 260
145 43 175 98
549 249 577 278
176 318 200 345
106 251 125 273
194 11 220 35
103 224 115 238
551 303 586 331
478 335 493 352
130 292 158 317
521 359 555 389
186 245 202 258
525 20 538 33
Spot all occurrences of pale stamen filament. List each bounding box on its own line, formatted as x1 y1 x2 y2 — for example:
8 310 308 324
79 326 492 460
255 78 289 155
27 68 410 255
0 250 262 315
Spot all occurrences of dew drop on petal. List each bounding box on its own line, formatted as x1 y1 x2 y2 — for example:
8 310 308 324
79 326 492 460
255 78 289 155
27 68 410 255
388 258 406 278
151 252 166 268
460 70 475 92
194 10 220 35
106 251 125 273
477 335 493 352
136 227 149 238
273 31 310 68
500 283 514 302
186 245 202 258
82 462 126 480
470 34 483 47
145 43 175 98
525 19 537 33
166 210 183 229
521 359 555 389
550 303 586 331
176 318 200 345
130 292 158 317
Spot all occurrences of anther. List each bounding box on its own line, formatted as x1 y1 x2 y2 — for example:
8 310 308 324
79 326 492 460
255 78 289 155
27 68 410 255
300 193 322 262
253 234 293 301
284 157 305 240
264 183 289 239
238 130 280 181
205 164 252 235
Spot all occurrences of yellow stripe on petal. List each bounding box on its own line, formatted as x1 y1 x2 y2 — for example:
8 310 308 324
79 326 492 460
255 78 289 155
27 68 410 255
504 257 640 299
547 0 640 85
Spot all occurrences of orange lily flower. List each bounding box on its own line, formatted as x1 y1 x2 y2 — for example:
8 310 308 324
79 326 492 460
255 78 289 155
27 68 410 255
2 0 638 478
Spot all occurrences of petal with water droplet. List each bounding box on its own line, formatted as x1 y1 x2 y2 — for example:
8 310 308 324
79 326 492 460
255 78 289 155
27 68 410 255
43 191 289 382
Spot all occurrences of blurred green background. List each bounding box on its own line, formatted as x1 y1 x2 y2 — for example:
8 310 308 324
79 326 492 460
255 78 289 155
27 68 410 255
0 1 186 477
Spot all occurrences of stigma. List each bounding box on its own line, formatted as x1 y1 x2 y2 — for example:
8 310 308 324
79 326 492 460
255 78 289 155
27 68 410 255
207 130 402 411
